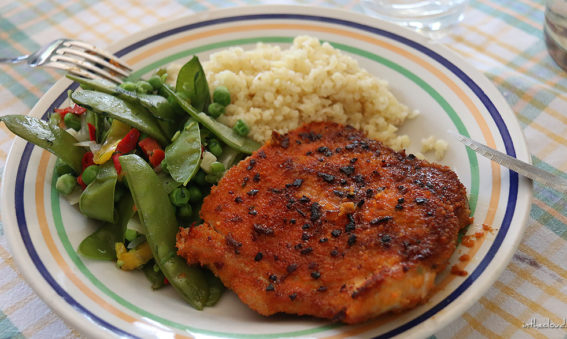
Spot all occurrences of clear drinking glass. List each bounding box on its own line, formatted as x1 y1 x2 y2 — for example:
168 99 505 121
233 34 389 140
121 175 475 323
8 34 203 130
361 0 469 37
544 0 567 71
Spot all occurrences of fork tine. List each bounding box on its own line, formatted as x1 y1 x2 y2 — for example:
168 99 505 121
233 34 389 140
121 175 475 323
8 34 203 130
63 40 132 71
48 55 123 84
43 61 101 81
56 47 130 77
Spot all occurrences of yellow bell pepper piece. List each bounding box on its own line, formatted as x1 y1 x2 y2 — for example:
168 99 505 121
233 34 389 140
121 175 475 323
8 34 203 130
93 120 131 164
115 241 153 270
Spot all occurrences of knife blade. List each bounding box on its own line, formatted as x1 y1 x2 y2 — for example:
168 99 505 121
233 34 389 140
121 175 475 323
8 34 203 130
450 131 567 193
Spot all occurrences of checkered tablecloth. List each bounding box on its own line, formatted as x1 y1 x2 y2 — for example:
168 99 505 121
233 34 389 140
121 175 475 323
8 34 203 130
1 1 566 338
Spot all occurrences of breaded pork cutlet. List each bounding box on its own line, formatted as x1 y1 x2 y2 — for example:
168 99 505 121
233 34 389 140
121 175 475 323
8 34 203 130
177 121 472 324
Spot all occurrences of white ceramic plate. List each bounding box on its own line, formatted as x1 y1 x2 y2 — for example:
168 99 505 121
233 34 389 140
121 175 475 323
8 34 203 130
2 5 532 339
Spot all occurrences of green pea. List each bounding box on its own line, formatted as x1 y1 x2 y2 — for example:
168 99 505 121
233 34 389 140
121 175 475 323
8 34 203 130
136 80 154 94
55 158 75 176
209 162 225 176
187 186 202 203
193 170 207 186
204 173 219 184
119 81 137 92
177 204 193 219
124 228 138 242
64 113 82 131
233 119 249 136
82 165 100 186
213 86 231 106
148 74 163 90
169 187 190 207
56 174 77 195
207 138 223 157
207 103 225 119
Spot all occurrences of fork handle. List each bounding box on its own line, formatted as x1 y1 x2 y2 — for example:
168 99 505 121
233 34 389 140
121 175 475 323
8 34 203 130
0 55 30 64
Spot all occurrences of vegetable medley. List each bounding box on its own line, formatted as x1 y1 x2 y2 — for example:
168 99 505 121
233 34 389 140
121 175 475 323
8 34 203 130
0 56 261 310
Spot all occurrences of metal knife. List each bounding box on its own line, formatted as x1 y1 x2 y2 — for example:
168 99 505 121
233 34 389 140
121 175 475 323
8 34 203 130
450 132 567 193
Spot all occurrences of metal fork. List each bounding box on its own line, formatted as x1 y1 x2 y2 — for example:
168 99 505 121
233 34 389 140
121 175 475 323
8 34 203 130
0 38 131 84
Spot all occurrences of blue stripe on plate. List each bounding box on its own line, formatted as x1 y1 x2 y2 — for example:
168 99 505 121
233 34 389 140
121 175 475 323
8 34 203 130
13 12 518 338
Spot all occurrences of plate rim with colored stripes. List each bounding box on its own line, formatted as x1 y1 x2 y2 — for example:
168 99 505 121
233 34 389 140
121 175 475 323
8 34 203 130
1 5 532 339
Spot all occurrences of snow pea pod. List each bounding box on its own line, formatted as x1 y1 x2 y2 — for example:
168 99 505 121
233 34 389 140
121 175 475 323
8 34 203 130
163 86 261 154
79 161 118 223
218 146 243 170
77 192 134 260
165 119 201 185
142 261 166 290
176 56 211 113
67 75 181 122
71 90 168 145
0 115 85 173
119 154 209 310
85 109 104 143
204 270 224 306
157 172 182 194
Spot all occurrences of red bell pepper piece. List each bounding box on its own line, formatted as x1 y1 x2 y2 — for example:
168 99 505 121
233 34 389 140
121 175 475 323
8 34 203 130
138 137 165 168
112 153 122 175
82 152 94 171
54 108 68 118
149 149 165 168
87 123 96 141
55 104 87 118
70 104 87 115
77 174 87 190
138 137 161 154
116 129 140 155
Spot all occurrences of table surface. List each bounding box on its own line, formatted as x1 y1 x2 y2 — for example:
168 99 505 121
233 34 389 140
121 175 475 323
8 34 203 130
0 0 566 338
